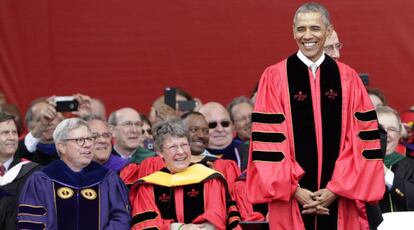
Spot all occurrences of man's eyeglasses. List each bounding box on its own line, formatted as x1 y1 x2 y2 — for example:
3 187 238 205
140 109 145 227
117 121 143 129
208 120 231 129
384 127 401 134
63 136 96 146
233 115 252 124
324 42 343 53
92 132 112 139
163 143 190 154
142 128 152 135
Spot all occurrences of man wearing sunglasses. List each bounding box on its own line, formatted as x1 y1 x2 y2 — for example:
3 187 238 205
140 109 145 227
247 3 384 229
199 102 243 168
17 118 131 229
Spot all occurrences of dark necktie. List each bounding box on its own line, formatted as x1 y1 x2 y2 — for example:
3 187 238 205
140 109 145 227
0 164 5 176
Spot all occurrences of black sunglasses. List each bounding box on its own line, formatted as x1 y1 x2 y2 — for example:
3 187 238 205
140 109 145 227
208 120 231 129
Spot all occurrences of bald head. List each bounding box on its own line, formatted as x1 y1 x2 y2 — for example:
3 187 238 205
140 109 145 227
324 30 341 60
199 102 233 149
108 107 142 156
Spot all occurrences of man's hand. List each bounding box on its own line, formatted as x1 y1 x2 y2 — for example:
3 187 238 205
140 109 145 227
31 102 57 138
310 188 337 210
295 187 329 215
154 104 179 122
73 93 92 117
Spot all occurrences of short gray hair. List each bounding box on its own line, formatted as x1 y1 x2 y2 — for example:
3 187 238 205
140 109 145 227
293 2 331 27
53 118 91 155
152 117 189 152
227 96 253 122
107 111 118 126
376 106 401 126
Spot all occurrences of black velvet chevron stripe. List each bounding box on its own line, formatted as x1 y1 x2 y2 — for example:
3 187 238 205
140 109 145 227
252 112 285 124
362 149 383 160
142 227 159 230
251 132 286 143
252 151 284 162
18 205 47 216
355 110 377 122
17 221 46 230
358 130 380 141
228 210 240 218
132 211 158 225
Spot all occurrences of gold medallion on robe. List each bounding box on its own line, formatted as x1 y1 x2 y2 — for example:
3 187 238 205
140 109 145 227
57 187 74 199
81 188 97 200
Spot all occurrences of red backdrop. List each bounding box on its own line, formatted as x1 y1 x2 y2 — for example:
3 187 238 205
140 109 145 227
1 0 413 118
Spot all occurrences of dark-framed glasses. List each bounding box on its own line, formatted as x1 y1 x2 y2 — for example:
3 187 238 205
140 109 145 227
324 42 343 53
92 132 112 139
63 136 96 146
208 120 231 129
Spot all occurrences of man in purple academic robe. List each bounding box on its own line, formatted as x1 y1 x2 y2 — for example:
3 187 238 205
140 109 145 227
17 118 130 230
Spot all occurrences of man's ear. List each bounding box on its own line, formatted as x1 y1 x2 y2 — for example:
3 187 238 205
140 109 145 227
292 24 296 39
109 125 115 137
57 142 66 156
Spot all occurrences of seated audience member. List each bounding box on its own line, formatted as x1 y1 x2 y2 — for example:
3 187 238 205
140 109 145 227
377 106 414 212
129 118 228 230
84 116 127 173
182 112 241 193
199 102 243 167
17 118 130 229
323 30 342 60
367 88 387 109
148 87 201 125
89 98 107 120
139 115 154 151
227 96 253 142
232 172 267 221
19 99 63 165
0 103 24 136
0 112 41 229
19 94 92 165
108 107 155 163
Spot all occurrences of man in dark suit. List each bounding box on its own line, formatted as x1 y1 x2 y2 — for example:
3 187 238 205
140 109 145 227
0 112 41 229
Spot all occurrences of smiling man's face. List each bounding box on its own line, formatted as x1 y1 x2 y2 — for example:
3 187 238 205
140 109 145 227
293 12 332 62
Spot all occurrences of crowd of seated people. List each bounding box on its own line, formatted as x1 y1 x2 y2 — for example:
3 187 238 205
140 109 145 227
0 74 414 229
1 18 414 228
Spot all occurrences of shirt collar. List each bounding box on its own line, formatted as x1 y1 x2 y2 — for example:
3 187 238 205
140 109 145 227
297 50 325 68
2 157 14 171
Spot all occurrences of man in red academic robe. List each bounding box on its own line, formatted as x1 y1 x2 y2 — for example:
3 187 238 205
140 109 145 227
247 3 385 230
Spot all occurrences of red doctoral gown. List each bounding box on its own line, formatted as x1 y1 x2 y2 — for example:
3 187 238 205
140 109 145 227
247 53 385 230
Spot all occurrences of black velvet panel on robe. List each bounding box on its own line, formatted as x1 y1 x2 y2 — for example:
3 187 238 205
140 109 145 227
287 54 342 230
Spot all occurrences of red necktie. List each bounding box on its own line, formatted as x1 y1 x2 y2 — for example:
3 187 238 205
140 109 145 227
0 164 5 176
